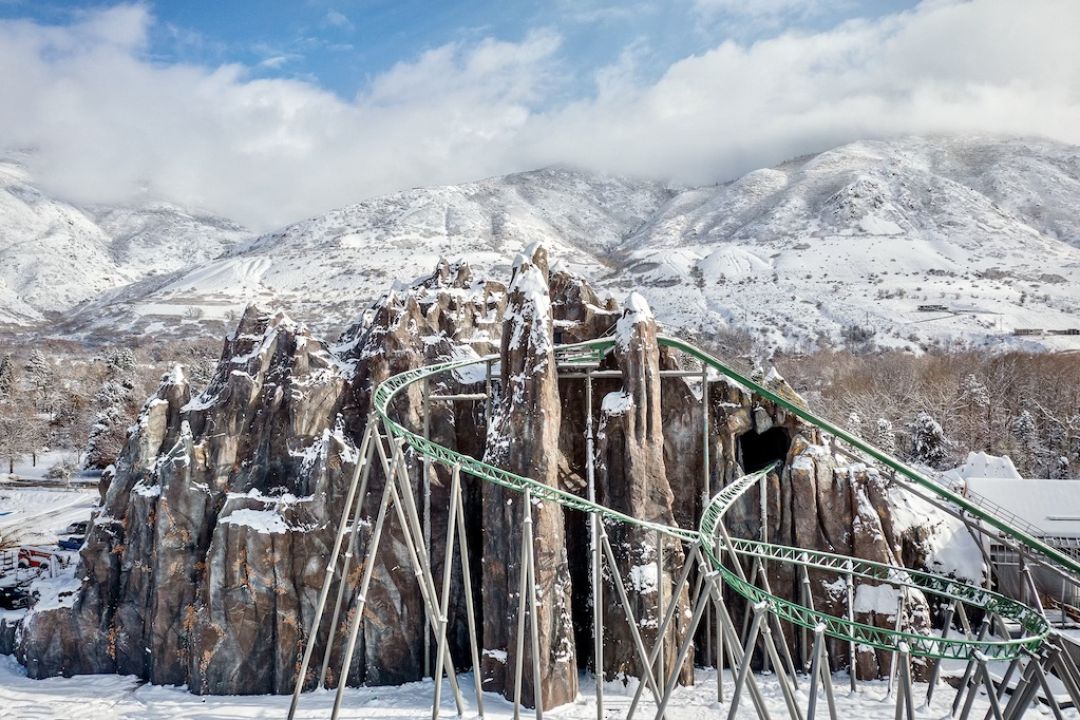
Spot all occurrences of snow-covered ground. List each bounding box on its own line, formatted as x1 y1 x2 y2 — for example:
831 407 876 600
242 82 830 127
3 655 1066 720
0 483 97 546
3 449 92 484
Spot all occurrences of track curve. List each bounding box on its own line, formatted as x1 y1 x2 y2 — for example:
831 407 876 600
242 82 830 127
373 335 1059 662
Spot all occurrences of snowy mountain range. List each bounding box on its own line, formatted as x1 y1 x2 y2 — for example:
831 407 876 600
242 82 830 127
4 136 1080 351
0 156 249 325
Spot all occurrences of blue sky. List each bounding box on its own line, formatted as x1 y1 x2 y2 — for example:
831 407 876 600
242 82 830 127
3 1 916 100
0 1 1077 229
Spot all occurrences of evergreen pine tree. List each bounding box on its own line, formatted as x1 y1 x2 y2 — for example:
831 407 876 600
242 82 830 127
909 411 951 469
0 354 14 398
83 347 139 469
875 418 896 455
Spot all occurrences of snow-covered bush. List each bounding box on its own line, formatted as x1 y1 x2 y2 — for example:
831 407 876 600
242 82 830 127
46 460 78 481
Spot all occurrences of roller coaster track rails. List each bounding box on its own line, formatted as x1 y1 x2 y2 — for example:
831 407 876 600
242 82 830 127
373 335 1069 663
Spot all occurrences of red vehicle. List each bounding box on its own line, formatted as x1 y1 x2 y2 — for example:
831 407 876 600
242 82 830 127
17 546 61 575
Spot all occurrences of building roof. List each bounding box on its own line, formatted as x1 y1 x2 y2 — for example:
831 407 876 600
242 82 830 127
965 477 1080 539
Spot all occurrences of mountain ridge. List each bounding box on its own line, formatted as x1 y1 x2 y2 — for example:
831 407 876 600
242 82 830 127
5 136 1080 351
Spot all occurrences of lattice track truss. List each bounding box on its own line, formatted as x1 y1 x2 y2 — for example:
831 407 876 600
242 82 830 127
288 335 1080 720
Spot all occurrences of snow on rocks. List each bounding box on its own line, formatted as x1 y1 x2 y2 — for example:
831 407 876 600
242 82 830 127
218 508 290 534
614 291 654 353
601 391 634 416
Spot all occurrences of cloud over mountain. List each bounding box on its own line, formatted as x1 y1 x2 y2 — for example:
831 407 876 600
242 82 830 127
1 1 1078 230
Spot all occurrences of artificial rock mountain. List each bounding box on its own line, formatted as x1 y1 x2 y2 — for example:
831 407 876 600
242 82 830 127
11 249 960 704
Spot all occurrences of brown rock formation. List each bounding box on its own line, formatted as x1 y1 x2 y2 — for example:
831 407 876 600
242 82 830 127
11 250 953 700
481 246 578 709
595 293 693 684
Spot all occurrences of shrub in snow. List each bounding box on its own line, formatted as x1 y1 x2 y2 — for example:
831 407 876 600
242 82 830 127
46 461 78 481
841 323 876 352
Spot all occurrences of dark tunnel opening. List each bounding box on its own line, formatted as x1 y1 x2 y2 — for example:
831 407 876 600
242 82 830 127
739 426 791 474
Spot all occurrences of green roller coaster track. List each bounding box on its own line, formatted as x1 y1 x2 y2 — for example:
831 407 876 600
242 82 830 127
372 335 1072 662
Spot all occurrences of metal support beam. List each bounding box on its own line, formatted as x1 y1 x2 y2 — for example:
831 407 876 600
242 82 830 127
431 466 461 720
924 600 955 708
422 377 433 679
524 489 544 720
380 435 466 717
599 530 665 704
651 572 714 720
729 605 767 720
585 368 603 720
288 419 374 720
453 471 486 718
329 431 403 720
701 365 713 672
319 429 377 687
845 561 857 693
626 544 706 719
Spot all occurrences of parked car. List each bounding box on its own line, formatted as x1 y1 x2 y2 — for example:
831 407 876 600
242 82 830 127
58 536 84 551
0 580 34 610
58 520 89 551
64 521 89 535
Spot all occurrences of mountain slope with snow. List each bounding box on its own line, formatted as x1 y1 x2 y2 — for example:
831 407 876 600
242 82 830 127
58 167 674 335
614 136 1080 350
12 136 1080 351
0 158 250 324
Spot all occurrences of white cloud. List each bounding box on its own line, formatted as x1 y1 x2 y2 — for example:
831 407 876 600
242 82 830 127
692 0 841 20
323 9 353 31
1 0 1079 231
256 53 300 70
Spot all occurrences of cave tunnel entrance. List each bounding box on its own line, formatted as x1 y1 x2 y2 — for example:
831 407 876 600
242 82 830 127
739 426 791 474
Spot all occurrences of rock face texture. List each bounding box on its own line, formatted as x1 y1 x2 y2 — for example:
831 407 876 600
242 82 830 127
12 249 957 698
595 293 693 684
481 247 578 709
18 309 354 691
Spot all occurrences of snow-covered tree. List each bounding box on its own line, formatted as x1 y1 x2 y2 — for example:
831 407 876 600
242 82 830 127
1012 409 1037 445
956 373 990 450
0 402 36 474
875 418 896 455
958 373 990 408
94 378 136 409
104 347 137 375
909 411 951 469
83 347 139 469
0 354 14 398
84 407 128 471
24 349 56 411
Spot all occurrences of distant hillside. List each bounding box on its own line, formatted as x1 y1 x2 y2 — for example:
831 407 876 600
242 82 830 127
8 137 1080 351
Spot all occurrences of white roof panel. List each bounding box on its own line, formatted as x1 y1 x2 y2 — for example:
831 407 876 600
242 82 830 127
965 478 1080 538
